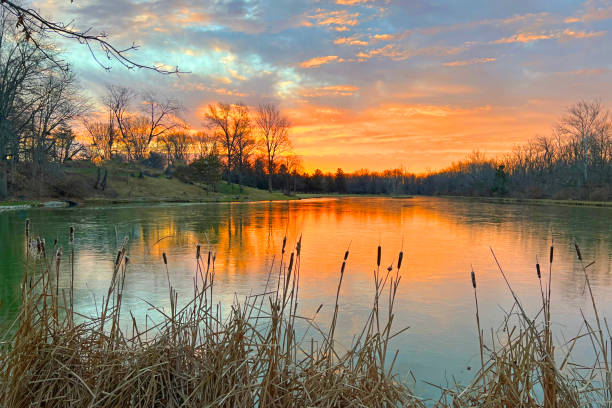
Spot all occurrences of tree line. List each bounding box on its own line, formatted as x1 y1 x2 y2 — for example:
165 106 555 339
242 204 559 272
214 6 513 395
278 99 611 201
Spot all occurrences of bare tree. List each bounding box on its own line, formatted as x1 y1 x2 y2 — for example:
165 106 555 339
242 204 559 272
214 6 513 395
205 102 250 188
255 103 291 192
141 92 182 147
27 70 88 167
104 84 135 158
557 100 611 186
121 115 150 161
0 11 57 198
50 123 84 163
0 1 180 73
83 120 113 161
159 131 192 167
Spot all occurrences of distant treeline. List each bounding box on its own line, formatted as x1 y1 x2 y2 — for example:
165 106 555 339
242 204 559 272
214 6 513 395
236 99 612 201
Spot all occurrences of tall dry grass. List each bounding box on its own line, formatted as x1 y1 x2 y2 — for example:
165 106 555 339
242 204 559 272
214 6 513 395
1 221 612 407
0 221 421 407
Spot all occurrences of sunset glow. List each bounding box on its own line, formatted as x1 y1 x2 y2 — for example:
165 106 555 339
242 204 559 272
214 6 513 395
38 0 612 173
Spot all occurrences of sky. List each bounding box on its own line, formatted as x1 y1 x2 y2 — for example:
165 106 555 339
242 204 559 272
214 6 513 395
34 0 612 173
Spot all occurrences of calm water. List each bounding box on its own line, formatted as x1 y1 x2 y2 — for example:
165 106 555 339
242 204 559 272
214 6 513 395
1 197 612 398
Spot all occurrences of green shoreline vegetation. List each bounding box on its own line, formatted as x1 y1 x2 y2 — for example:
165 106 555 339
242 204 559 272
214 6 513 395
1 221 611 406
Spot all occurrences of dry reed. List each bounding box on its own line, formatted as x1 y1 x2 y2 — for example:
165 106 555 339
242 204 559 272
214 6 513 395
0 222 420 407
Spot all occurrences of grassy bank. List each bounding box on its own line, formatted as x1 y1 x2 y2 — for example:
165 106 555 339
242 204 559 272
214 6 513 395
1 221 611 406
3 161 295 208
437 194 612 208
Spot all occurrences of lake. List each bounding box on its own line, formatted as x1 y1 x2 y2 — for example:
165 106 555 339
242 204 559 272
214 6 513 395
1 196 611 399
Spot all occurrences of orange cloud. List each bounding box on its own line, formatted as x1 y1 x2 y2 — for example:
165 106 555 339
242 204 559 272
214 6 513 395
561 28 606 39
372 34 395 41
443 57 496 67
357 44 410 60
334 35 368 46
300 85 360 97
299 55 342 68
336 0 373 4
493 28 606 44
493 32 555 44
309 10 360 27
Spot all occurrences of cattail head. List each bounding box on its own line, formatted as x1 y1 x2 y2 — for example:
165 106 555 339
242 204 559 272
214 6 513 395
56 247 62 268
549 245 554 264
288 252 294 274
387 265 393 272
574 243 582 261
377 245 381 267
344 250 349 261
196 244 201 260
341 260 346 274
282 236 287 254
397 251 403 270
115 251 122 266
25 219 30 239
69 226 74 243
536 263 541 279
124 256 130 265
296 237 302 256
471 270 476 289
162 252 168 265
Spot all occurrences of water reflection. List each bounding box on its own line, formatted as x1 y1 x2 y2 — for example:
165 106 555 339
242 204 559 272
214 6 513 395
1 197 611 399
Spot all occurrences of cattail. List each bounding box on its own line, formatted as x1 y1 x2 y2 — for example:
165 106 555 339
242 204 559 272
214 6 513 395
574 243 582 261
316 304 323 314
387 265 392 272
377 245 381 267
196 244 201 260
53 238 58 248
115 251 122 266
282 236 287 254
25 219 30 238
69 226 74 243
397 251 403 270
536 262 541 279
288 252 294 275
207 251 211 266
549 245 554 264
124 256 130 265
162 252 168 265
471 269 476 289
344 250 349 261
56 247 62 269
296 237 302 256
341 261 346 274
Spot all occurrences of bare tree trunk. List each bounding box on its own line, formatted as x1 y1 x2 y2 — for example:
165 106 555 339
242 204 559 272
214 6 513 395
268 171 272 192
0 162 7 199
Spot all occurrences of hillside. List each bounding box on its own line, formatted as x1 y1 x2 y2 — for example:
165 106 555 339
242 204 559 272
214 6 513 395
4 161 294 206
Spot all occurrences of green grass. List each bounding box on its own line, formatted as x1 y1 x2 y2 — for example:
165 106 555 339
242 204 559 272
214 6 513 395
0 200 39 207
59 161 298 206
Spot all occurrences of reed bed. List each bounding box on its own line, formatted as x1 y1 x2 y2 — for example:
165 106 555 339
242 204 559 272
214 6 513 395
0 222 421 407
1 221 611 407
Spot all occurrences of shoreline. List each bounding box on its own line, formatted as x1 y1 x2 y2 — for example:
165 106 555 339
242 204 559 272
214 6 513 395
3 193 612 212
